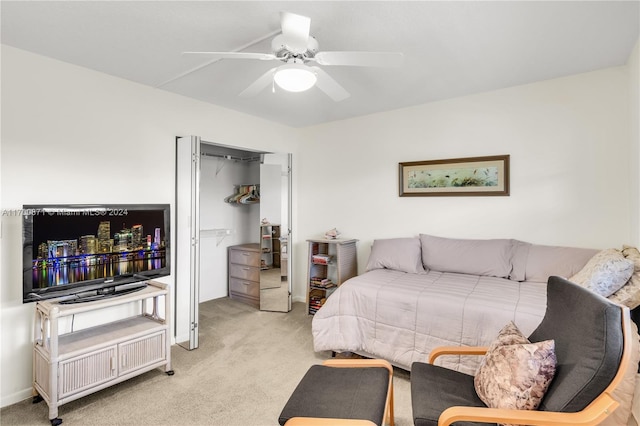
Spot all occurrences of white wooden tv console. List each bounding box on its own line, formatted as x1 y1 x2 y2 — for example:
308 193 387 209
32 281 173 425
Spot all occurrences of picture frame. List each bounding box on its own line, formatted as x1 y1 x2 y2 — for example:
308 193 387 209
399 155 510 197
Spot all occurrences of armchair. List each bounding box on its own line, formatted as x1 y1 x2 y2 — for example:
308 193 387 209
411 276 634 426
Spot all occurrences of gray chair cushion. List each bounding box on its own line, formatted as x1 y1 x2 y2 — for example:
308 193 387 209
411 362 494 426
528 276 623 412
279 365 389 426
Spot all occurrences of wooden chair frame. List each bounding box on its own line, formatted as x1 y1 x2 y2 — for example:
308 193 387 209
426 305 633 426
285 359 395 426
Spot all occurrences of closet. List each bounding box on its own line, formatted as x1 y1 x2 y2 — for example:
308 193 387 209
175 136 292 350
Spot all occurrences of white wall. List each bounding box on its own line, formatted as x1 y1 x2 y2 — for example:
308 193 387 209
293 66 632 301
0 46 296 406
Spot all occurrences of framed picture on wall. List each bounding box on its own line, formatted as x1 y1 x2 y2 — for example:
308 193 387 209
399 155 510 197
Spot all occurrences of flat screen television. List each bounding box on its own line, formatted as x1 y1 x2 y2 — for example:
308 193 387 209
22 204 170 303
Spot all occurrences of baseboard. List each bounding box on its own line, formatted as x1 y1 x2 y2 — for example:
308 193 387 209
1 387 32 408
292 295 305 303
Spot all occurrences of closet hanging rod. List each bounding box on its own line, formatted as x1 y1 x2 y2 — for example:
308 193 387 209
201 152 263 162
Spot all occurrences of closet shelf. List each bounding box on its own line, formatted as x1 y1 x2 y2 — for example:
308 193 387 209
200 228 233 246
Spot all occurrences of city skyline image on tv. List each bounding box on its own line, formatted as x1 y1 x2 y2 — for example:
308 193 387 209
28 207 167 289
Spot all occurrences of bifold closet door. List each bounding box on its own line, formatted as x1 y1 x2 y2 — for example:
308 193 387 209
259 154 292 312
175 135 200 350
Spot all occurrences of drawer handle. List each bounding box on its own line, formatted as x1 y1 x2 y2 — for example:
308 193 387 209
243 267 250 271
242 253 250 256
243 282 250 286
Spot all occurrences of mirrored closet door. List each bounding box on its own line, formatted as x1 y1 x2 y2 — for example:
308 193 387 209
175 136 292 350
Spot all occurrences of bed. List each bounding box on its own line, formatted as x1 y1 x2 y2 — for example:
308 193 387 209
311 234 639 375
312 268 547 374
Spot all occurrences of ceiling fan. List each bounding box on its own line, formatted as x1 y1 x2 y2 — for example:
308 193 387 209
181 11 404 102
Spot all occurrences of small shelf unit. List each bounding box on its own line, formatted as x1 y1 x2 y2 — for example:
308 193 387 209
306 238 358 315
260 224 281 270
32 281 173 425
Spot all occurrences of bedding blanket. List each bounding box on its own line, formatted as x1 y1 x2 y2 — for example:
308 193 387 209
312 268 547 374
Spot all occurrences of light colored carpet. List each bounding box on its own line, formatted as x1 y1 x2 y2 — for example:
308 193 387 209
1 299 413 425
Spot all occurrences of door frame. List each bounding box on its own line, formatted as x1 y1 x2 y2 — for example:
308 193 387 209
175 136 293 350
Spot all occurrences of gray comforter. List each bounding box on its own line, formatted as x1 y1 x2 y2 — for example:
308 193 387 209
312 269 547 374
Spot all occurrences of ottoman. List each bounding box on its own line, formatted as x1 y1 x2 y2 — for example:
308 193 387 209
279 359 395 426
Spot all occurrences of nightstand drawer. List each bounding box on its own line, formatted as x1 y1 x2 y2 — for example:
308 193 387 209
229 249 261 267
229 278 259 298
229 263 260 282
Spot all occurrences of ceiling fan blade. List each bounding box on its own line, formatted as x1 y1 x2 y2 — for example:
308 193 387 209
239 68 277 98
157 29 281 88
280 11 311 54
182 52 278 61
314 51 404 67
310 67 350 102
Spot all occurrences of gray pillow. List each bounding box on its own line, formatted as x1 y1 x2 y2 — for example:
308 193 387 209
365 237 425 274
509 240 531 281
419 234 514 278
523 244 599 283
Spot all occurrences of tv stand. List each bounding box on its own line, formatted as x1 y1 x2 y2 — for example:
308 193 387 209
32 280 173 425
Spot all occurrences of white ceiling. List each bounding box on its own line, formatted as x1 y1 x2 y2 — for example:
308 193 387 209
2 1 639 128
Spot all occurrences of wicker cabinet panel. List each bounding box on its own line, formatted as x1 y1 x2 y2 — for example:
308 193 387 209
59 346 117 399
119 331 166 375
33 349 51 401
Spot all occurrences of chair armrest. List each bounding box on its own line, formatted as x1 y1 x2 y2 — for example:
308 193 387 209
285 418 376 426
322 358 393 374
428 346 488 364
438 393 619 426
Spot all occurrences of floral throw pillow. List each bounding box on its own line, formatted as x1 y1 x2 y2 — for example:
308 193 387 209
608 246 640 309
570 248 634 298
474 322 557 426
475 321 529 375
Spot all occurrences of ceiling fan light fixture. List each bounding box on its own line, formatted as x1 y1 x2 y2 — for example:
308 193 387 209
273 62 317 92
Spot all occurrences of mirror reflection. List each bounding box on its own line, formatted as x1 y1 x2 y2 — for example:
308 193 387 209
258 154 291 312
